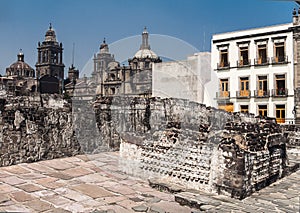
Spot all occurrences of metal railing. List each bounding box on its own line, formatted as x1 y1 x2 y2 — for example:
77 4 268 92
237 59 251 67
254 57 269 66
254 90 270 98
216 91 230 99
217 62 230 70
272 88 288 97
236 90 251 98
271 56 288 64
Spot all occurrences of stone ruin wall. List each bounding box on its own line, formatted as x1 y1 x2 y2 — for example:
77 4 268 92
0 94 297 199
100 96 289 199
0 95 81 166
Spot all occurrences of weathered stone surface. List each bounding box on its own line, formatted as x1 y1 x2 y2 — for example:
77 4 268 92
149 206 166 213
71 184 115 198
110 96 290 199
0 194 10 204
10 191 35 202
0 152 298 212
0 95 81 167
24 199 53 211
16 183 44 192
132 205 148 212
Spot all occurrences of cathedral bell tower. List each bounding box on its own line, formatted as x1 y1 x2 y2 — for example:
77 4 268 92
35 24 65 80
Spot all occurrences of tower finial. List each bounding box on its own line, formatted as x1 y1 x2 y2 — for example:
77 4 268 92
103 37 106 43
72 42 75 66
143 26 148 34
49 23 52 30
17 49 24 62
140 27 149 50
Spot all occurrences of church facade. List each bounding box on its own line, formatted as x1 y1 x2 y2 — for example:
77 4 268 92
0 24 65 95
95 27 161 97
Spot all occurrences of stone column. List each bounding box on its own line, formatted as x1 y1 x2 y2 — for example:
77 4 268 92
293 27 300 124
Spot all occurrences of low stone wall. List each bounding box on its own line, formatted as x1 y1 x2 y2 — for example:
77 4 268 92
283 125 300 148
116 97 287 199
0 95 81 166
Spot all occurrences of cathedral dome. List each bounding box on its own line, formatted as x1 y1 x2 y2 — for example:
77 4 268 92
100 38 109 54
134 49 158 59
6 51 34 77
133 27 158 59
6 51 35 78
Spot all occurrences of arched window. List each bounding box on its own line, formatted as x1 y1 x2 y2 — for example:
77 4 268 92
111 87 115 95
110 73 115 81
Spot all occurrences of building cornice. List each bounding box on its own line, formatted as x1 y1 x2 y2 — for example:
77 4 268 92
213 29 292 44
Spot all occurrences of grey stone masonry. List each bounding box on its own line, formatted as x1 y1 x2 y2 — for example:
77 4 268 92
0 94 81 166
104 96 291 199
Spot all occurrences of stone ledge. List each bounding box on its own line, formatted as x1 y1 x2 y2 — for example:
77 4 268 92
148 178 185 194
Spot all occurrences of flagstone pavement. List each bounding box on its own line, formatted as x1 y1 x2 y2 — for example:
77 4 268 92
0 152 298 213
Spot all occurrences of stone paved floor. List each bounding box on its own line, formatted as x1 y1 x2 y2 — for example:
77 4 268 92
0 152 195 213
0 152 298 213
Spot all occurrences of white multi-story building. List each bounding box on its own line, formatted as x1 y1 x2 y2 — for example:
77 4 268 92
211 9 300 124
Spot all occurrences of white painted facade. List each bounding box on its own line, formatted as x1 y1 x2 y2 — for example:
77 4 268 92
152 52 218 107
212 23 295 124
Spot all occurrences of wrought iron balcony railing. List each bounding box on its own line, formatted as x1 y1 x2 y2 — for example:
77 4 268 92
272 88 288 97
271 56 288 64
217 62 230 70
254 57 269 66
254 90 270 98
236 90 251 98
237 59 251 68
216 91 230 99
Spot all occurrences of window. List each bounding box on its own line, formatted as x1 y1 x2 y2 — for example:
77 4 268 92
110 73 115 81
238 77 250 97
219 48 229 68
257 44 268 64
273 74 287 96
256 76 268 97
271 38 287 64
145 61 150 68
274 42 285 62
276 104 285 124
258 105 268 117
110 87 116 95
240 105 249 113
219 79 229 98
239 46 249 66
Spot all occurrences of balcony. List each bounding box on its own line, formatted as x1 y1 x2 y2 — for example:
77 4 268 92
217 62 230 70
254 90 270 98
276 118 285 124
254 57 269 66
271 56 288 64
237 59 251 68
272 88 288 97
216 91 230 99
236 90 251 98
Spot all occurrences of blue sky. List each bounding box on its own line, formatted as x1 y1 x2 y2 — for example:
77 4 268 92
0 0 296 76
